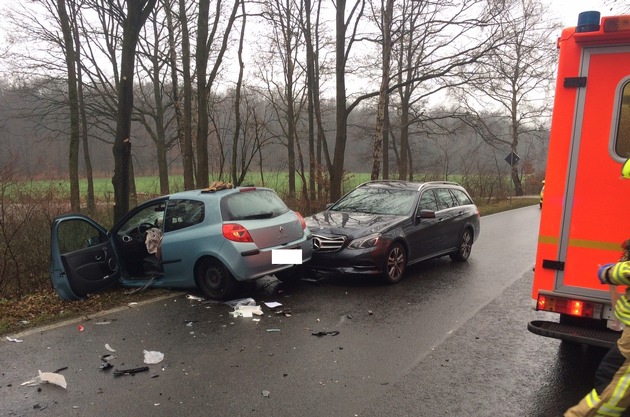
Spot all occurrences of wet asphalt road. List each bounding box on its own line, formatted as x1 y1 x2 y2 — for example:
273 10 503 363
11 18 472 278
0 205 612 416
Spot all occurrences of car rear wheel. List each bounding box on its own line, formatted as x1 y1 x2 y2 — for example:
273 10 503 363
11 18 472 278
195 258 237 300
450 228 473 262
383 242 406 284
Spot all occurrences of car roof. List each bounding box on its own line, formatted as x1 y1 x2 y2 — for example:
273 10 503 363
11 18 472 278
165 186 274 201
355 180 465 191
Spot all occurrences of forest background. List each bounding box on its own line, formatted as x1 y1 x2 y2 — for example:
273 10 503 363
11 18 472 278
0 0 627 313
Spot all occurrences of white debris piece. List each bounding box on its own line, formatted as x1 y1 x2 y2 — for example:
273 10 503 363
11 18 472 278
186 294 204 301
6 336 23 343
229 305 263 318
143 350 164 364
105 343 116 352
22 370 67 389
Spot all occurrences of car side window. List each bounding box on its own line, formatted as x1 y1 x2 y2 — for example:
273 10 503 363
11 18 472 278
450 189 473 206
418 190 438 212
435 188 456 210
164 200 205 232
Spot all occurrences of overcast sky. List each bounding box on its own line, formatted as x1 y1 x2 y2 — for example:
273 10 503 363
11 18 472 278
548 0 616 27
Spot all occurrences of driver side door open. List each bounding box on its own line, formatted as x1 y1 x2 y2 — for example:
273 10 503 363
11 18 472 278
50 215 121 300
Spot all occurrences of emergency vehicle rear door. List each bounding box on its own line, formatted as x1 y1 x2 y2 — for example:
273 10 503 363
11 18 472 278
555 44 630 297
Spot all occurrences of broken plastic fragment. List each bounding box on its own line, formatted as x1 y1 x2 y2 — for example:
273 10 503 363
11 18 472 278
78 325 84 332
113 366 149 377
266 328 281 333
229 305 263 318
99 362 113 371
6 336 23 343
22 370 67 389
105 343 116 352
186 294 204 301
224 297 256 308
311 331 340 337
262 390 271 397
143 350 164 364
264 301 282 308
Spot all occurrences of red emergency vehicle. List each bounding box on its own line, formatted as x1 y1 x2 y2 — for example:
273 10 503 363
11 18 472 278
528 11 630 348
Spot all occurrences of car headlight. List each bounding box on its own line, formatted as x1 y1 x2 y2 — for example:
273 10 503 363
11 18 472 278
347 233 381 249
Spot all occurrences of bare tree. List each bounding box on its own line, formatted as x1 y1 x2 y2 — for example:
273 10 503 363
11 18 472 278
454 0 558 196
369 0 393 181
111 0 158 221
195 0 240 189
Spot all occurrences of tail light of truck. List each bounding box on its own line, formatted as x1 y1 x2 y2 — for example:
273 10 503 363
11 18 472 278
536 294 597 318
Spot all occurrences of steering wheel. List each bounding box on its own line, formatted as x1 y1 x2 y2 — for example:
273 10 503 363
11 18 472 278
136 223 155 237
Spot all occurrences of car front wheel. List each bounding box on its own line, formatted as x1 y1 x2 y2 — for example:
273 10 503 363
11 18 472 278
450 228 473 262
195 258 237 300
383 242 406 284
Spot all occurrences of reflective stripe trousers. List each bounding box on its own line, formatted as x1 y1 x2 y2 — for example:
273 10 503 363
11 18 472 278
565 329 630 417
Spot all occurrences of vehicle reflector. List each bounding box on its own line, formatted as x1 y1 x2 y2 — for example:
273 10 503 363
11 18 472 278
223 224 253 242
536 294 597 318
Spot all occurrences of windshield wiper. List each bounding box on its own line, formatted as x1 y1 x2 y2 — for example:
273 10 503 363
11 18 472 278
242 212 274 220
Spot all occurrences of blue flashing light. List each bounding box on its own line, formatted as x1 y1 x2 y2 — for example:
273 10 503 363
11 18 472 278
576 11 601 33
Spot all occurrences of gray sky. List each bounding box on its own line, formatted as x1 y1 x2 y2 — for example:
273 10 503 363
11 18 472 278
548 0 615 27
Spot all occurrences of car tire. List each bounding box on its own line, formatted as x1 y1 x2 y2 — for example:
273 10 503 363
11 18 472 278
450 227 473 262
195 258 237 300
383 242 406 284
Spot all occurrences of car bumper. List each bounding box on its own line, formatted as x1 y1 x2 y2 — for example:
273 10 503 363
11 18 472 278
224 235 314 281
305 246 386 276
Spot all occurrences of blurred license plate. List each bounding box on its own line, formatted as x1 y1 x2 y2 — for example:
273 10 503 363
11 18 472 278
272 249 303 265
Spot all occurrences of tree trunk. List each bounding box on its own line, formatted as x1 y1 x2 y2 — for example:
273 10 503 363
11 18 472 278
57 0 81 212
370 0 393 181
331 0 348 202
112 0 157 222
178 0 195 190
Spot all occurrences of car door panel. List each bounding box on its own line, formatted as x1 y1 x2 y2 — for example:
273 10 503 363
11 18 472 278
50 215 121 300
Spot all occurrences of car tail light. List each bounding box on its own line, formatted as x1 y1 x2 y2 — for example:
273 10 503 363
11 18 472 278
536 294 597 318
223 223 253 242
238 187 257 192
295 211 306 230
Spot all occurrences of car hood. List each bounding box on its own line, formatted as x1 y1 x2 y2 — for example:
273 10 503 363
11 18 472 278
305 210 404 239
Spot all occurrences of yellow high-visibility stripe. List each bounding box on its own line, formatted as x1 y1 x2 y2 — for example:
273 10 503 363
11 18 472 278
538 235 559 245
537 235 621 252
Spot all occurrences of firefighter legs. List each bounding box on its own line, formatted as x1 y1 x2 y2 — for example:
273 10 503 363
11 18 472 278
565 331 630 417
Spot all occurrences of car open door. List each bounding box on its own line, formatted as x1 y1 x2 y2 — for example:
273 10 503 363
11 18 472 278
50 214 121 300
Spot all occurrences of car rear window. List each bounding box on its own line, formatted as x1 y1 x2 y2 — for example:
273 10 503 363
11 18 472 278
221 190 289 221
331 187 416 216
450 188 473 206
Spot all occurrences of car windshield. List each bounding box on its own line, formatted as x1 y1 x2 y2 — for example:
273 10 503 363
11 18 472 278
221 189 289 221
330 187 416 215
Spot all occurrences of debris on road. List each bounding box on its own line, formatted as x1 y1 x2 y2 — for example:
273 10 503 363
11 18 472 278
230 305 263 317
311 330 340 337
113 366 149 377
264 301 282 308
6 336 23 343
186 294 204 301
143 350 164 364
22 370 67 389
262 389 271 398
105 343 116 352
